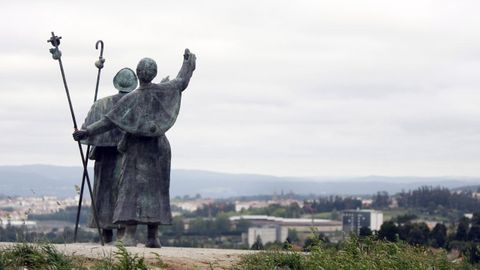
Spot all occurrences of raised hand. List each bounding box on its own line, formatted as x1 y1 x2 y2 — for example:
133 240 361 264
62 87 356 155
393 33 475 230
183 49 196 70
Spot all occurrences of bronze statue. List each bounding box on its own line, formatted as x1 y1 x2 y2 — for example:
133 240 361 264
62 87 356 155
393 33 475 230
80 68 138 243
74 49 196 247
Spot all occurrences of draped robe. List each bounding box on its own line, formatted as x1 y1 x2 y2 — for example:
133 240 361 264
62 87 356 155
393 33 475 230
81 92 126 229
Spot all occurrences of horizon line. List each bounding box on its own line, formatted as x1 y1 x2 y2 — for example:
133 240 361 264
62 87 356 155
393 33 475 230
0 163 480 181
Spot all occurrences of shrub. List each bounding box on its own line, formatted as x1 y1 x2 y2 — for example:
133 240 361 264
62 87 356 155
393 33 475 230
234 236 474 270
0 243 77 269
0 242 164 270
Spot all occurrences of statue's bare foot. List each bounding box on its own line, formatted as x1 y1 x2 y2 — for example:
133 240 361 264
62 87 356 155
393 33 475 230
117 227 126 240
145 237 161 248
120 234 137 247
117 225 137 247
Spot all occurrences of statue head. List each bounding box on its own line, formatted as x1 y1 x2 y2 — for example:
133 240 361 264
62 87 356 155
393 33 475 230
136 58 157 83
113 68 138 93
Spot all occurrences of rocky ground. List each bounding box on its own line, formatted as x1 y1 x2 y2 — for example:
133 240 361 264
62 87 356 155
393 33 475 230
0 242 256 269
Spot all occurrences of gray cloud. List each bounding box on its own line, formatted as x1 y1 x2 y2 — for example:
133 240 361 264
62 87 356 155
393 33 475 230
1 1 480 177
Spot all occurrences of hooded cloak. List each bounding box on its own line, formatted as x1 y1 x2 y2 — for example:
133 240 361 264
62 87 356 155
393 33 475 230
105 82 181 138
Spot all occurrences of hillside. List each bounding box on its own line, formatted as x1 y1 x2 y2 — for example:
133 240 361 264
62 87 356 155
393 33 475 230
0 165 478 198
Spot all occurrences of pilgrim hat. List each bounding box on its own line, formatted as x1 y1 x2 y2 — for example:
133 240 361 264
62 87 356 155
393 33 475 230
113 67 138 93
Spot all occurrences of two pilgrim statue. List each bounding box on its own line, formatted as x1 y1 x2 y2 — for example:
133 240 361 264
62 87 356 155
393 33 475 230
73 49 196 247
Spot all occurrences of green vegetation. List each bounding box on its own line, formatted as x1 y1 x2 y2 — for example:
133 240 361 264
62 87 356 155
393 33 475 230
243 203 304 218
0 243 75 269
397 186 479 212
3 237 476 270
375 187 478 223
4 185 479 267
0 242 165 270
0 225 98 243
378 213 480 264
29 206 90 224
303 196 362 213
309 212 333 219
235 236 476 270
93 244 150 270
381 208 410 221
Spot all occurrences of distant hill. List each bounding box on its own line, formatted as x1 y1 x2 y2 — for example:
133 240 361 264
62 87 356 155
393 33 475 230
0 165 478 198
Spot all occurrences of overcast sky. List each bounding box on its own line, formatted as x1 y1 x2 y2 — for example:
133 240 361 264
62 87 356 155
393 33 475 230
1 1 480 177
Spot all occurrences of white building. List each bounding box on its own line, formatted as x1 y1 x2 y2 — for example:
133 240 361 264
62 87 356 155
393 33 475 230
171 199 214 212
0 219 37 228
248 226 288 247
235 200 304 212
342 209 383 235
231 215 342 245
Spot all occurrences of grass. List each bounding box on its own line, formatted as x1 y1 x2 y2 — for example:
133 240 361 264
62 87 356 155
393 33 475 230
0 242 76 269
0 242 167 270
381 208 410 221
234 236 478 270
310 212 333 219
1 237 478 269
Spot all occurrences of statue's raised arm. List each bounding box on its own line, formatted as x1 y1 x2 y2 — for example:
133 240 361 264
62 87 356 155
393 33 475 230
168 48 196 91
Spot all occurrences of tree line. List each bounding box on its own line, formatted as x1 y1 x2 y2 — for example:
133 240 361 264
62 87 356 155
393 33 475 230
374 213 480 264
303 196 362 213
372 186 480 212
